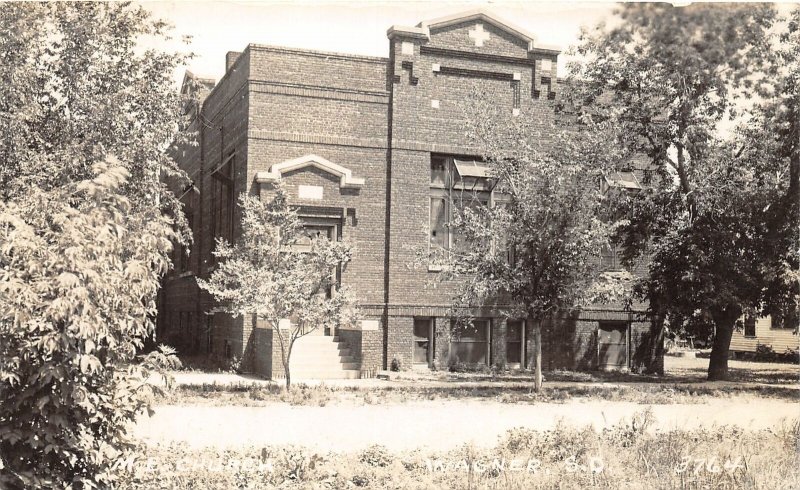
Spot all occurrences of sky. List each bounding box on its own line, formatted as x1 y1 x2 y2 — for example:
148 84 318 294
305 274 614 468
138 1 619 87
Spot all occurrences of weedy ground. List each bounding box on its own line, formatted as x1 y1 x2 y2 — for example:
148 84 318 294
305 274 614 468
156 380 798 407
156 355 798 407
121 412 800 489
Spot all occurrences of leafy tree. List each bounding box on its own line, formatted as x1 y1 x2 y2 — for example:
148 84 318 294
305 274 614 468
0 161 181 488
746 7 800 334
0 1 192 230
198 189 355 390
0 2 191 486
567 3 795 380
437 98 633 392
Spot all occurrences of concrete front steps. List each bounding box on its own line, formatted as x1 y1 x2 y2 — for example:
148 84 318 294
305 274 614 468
287 335 361 380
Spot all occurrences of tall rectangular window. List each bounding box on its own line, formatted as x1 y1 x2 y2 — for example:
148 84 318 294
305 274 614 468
429 155 492 255
744 315 756 337
429 196 449 251
451 190 490 253
506 320 524 366
601 242 622 271
430 155 450 187
296 222 339 305
212 154 235 246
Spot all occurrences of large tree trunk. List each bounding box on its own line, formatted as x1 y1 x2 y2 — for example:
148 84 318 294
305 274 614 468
787 119 798 218
531 320 543 392
646 313 666 375
707 308 739 381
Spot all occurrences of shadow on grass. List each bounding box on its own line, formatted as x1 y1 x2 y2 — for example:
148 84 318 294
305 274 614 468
162 378 799 407
413 365 798 386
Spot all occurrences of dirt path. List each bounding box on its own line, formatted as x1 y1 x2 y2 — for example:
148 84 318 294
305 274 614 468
134 398 799 452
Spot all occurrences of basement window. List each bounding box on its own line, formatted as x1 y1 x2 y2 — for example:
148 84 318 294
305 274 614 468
449 318 491 366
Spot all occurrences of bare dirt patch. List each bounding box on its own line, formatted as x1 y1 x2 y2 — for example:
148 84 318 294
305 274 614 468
134 397 799 452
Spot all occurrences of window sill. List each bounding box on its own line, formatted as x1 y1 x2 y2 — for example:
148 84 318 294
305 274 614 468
428 264 444 272
178 271 195 278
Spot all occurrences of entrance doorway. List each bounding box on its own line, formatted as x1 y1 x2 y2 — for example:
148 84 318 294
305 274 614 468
413 318 435 368
297 221 340 336
598 322 628 370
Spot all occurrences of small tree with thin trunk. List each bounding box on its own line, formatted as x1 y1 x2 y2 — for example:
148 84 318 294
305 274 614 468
198 187 354 390
434 97 633 392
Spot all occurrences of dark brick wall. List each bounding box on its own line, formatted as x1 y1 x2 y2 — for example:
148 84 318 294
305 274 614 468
159 15 660 377
339 327 382 378
248 319 290 379
250 325 273 378
386 316 414 370
630 320 663 373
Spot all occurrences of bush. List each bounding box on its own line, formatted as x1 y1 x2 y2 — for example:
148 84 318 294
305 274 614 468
750 344 800 364
359 445 392 468
279 384 332 406
178 353 242 373
390 358 402 372
0 164 180 488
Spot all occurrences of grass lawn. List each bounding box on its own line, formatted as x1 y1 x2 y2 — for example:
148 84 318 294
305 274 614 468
130 356 799 488
157 355 798 407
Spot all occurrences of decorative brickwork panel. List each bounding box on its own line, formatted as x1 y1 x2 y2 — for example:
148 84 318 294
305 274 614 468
428 21 529 57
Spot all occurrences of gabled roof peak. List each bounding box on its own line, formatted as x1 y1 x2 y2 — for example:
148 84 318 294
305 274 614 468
387 8 560 53
417 9 535 45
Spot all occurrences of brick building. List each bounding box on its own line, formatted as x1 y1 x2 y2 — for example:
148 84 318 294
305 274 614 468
159 9 660 379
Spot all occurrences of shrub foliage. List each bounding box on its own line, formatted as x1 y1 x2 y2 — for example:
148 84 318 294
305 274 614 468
0 163 181 488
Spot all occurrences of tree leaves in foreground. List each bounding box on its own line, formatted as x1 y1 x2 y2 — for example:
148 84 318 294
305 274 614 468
0 1 193 234
0 1 192 486
0 162 181 489
567 3 797 380
198 189 355 390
